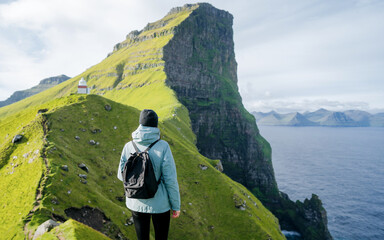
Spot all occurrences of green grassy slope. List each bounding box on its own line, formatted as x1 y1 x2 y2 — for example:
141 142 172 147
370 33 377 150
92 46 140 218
1 94 284 239
0 5 197 121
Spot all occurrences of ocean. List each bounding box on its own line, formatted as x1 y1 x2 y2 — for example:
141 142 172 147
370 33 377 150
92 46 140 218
258 126 384 240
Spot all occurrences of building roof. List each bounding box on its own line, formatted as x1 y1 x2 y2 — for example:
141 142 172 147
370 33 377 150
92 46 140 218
79 77 87 86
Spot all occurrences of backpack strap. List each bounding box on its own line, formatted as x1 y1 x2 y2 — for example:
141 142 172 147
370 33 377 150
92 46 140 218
131 139 160 153
131 141 140 154
144 139 160 152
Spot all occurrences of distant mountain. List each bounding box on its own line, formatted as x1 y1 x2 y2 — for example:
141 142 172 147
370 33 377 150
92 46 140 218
257 111 318 126
0 74 70 107
253 109 384 127
370 113 384 127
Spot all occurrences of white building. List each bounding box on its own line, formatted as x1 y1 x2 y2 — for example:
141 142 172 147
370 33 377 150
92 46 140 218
78 78 89 94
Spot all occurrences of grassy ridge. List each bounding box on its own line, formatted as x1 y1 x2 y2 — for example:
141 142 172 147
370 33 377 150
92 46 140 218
1 94 284 239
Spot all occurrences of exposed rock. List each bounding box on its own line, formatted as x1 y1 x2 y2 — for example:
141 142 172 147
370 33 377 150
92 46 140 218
37 109 48 114
65 206 127 240
126 30 140 40
78 163 89 172
91 128 102 134
12 135 23 143
78 174 87 179
104 104 112 111
89 140 96 145
198 164 208 170
126 217 134 226
163 3 332 239
75 136 80 140
61 165 69 171
32 219 60 240
214 160 224 172
80 179 88 184
233 194 247 210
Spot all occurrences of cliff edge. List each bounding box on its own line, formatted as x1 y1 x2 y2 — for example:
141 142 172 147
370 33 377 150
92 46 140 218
163 3 332 240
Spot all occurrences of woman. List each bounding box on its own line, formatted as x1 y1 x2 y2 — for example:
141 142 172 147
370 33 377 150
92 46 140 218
117 109 181 240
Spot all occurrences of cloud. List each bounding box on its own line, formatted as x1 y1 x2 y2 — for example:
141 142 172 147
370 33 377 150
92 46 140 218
236 0 384 112
0 0 180 99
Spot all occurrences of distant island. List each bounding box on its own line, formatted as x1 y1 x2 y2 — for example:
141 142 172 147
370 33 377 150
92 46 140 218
0 74 70 108
252 108 384 127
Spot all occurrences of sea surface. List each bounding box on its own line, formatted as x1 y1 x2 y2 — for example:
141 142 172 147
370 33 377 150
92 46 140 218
258 126 384 240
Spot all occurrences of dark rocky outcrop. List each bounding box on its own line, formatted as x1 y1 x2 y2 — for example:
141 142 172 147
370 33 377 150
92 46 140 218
163 3 332 240
64 206 126 240
78 163 89 172
12 134 23 144
0 75 70 108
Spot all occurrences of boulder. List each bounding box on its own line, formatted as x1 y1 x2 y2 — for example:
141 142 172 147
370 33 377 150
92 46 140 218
61 165 69 171
91 128 102 134
78 163 89 172
126 217 134 226
214 160 224 172
105 104 112 111
32 219 60 240
80 179 87 184
199 164 208 170
89 140 96 145
12 135 23 143
79 174 87 179
37 109 48 114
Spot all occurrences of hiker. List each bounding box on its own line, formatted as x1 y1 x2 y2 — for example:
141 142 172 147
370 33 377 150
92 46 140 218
117 109 181 240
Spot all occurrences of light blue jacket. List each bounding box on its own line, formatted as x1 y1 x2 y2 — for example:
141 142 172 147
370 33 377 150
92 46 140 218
117 125 180 213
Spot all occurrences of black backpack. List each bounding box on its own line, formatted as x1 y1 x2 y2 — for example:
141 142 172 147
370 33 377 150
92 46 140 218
122 139 161 199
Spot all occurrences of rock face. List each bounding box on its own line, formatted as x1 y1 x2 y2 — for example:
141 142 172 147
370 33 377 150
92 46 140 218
163 3 332 240
164 2 278 196
32 219 60 240
0 75 70 108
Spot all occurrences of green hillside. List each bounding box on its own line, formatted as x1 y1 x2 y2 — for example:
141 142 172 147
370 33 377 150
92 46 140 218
0 5 197 120
1 94 284 239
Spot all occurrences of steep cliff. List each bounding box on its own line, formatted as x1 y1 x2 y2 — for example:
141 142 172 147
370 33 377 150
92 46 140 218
163 3 278 197
162 4 332 240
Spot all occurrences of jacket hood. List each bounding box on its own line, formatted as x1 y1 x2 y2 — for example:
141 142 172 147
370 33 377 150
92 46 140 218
132 124 160 145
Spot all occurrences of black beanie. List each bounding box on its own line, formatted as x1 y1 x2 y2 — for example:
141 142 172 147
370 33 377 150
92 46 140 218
139 109 158 127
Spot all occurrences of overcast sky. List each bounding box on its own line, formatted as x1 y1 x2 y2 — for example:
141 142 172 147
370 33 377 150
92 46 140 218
0 0 383 113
